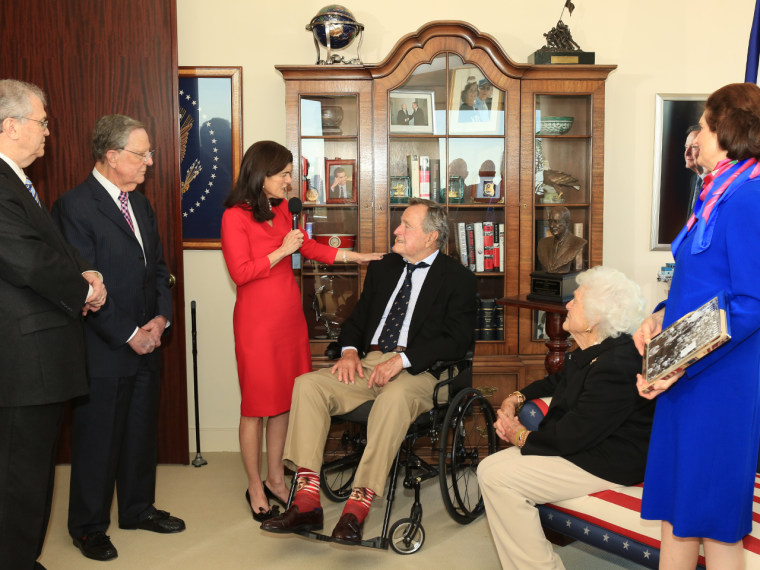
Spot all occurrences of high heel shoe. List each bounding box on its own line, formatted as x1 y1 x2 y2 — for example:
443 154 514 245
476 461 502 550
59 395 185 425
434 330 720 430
262 480 288 508
245 490 280 522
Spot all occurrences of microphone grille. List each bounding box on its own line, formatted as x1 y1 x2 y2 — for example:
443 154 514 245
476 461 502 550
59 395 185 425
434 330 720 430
288 197 303 214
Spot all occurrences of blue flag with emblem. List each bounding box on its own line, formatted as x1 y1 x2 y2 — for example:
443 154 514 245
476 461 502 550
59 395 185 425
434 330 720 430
179 77 234 240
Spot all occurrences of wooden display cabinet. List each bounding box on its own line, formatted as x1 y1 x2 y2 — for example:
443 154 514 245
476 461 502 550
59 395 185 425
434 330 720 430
277 21 615 401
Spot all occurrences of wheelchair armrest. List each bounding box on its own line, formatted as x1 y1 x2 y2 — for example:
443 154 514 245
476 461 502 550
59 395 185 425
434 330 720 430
432 351 474 405
324 341 342 360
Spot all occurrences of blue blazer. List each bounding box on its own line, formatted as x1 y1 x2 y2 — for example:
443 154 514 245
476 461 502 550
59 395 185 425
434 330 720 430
52 173 173 377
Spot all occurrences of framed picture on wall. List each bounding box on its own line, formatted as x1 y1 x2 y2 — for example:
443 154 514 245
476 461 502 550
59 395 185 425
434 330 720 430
325 158 357 204
389 91 435 134
650 93 707 250
179 66 243 249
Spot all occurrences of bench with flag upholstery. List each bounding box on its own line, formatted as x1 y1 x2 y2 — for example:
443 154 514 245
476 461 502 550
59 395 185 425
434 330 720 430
519 398 760 569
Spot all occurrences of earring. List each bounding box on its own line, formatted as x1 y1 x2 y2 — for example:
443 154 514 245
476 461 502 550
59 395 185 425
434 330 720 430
584 327 592 333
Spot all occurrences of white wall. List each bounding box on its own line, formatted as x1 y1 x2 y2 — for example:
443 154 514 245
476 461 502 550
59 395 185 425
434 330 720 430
178 0 755 450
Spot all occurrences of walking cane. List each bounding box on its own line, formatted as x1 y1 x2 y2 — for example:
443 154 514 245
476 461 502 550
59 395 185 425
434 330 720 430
191 300 207 467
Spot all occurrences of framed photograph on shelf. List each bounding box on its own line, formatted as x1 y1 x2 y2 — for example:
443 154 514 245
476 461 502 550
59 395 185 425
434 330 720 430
474 178 501 203
178 66 243 249
650 93 707 250
389 91 435 134
449 66 504 135
390 176 411 204
325 158 357 204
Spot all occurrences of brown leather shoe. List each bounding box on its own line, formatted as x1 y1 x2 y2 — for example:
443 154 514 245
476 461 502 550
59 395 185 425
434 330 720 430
260 504 323 534
330 512 363 545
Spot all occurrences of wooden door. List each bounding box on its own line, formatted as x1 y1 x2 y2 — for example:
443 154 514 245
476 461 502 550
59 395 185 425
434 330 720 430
0 0 188 463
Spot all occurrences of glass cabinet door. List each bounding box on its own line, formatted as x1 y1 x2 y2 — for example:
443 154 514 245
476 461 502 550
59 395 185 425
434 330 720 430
387 54 508 343
298 94 360 343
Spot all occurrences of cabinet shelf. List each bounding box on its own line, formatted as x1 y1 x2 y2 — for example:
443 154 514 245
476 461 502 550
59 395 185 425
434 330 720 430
278 20 614 393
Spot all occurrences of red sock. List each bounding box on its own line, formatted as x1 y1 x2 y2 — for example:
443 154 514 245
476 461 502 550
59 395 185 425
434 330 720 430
292 468 321 512
341 487 375 524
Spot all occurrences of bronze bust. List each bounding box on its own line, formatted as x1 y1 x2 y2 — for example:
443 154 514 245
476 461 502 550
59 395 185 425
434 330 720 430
537 206 587 273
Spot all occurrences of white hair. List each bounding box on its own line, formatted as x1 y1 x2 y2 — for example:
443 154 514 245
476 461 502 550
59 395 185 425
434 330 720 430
576 266 646 341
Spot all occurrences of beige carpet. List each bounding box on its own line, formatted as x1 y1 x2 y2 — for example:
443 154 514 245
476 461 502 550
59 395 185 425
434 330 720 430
38 452 642 569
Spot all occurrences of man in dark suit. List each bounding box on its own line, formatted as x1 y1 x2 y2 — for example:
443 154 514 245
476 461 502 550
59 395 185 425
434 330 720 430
0 79 106 570
409 101 427 126
52 115 183 562
262 198 476 543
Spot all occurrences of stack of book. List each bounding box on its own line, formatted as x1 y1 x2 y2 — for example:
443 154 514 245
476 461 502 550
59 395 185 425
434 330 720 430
475 298 504 341
455 221 505 273
406 155 441 201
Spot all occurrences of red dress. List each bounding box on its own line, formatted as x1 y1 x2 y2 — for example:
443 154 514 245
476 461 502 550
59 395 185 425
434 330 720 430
221 201 337 416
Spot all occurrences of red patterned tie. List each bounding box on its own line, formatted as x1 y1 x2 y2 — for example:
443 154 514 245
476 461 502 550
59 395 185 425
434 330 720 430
118 191 135 232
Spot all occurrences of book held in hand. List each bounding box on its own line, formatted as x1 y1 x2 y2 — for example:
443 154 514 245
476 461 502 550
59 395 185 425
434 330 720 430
644 294 731 384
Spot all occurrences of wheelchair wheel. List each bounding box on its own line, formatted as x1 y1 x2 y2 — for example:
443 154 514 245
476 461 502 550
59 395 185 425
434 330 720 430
320 421 364 502
438 388 497 524
389 518 425 554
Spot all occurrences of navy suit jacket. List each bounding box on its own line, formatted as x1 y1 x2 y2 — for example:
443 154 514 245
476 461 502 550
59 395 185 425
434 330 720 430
52 173 172 377
0 159 91 405
338 252 477 376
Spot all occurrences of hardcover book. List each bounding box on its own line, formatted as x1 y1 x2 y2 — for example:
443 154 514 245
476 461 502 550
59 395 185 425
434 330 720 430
644 294 731 384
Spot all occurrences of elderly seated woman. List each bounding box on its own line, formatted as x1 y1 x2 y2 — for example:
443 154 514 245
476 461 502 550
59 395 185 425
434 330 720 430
478 266 656 570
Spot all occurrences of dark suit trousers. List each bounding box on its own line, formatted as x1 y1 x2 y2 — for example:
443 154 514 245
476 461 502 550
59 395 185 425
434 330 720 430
0 402 64 570
68 362 160 537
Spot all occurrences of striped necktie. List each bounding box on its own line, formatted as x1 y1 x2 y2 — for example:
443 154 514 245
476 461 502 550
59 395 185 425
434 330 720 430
377 261 429 352
24 177 41 207
118 191 135 232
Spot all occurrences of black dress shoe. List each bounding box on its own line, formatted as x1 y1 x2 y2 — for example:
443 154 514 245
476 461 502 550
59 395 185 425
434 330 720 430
331 512 363 545
263 480 288 508
72 531 118 561
245 490 280 522
119 509 186 533
260 504 323 534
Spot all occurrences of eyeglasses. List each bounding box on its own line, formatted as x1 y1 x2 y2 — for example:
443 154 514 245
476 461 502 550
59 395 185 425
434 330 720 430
15 116 49 130
119 148 156 162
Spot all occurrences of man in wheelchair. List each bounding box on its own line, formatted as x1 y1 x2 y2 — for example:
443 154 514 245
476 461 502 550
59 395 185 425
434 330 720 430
261 198 477 544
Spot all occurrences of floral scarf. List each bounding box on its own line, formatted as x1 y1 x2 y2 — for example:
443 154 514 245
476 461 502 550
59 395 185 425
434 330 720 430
671 157 760 257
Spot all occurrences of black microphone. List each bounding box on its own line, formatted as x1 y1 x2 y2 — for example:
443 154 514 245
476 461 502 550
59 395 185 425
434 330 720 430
289 197 303 269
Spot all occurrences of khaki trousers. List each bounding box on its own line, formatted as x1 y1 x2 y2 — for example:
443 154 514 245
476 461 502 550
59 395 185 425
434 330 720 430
478 446 622 570
282 351 438 497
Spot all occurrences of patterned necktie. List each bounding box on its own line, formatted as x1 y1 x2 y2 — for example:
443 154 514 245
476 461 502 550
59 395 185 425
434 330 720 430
118 191 135 232
377 261 429 352
24 177 41 207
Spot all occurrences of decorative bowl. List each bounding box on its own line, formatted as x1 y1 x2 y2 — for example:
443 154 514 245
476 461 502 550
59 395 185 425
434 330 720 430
539 116 574 135
314 233 356 250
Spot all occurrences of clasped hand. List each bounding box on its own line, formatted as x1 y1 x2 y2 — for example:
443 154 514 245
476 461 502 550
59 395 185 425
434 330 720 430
331 349 403 388
82 270 107 315
494 397 522 442
127 316 168 355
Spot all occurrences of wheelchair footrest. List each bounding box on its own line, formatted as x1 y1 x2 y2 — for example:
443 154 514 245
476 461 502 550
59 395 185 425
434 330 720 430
293 529 388 550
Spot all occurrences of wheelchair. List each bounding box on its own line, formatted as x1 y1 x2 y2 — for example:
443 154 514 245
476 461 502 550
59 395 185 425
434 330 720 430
290 343 498 554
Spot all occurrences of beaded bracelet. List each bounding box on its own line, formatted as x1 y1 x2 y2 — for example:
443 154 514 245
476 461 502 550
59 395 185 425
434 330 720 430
516 429 530 449
342 250 347 263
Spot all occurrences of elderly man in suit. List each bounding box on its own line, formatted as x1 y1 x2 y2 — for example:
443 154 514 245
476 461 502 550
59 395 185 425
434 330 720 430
262 198 477 544
52 115 183 562
0 79 106 570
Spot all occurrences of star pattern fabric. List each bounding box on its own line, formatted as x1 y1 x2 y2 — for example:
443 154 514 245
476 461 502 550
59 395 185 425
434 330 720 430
377 261 429 352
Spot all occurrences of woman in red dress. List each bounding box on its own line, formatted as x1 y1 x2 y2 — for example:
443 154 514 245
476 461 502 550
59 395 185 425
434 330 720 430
221 141 381 521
